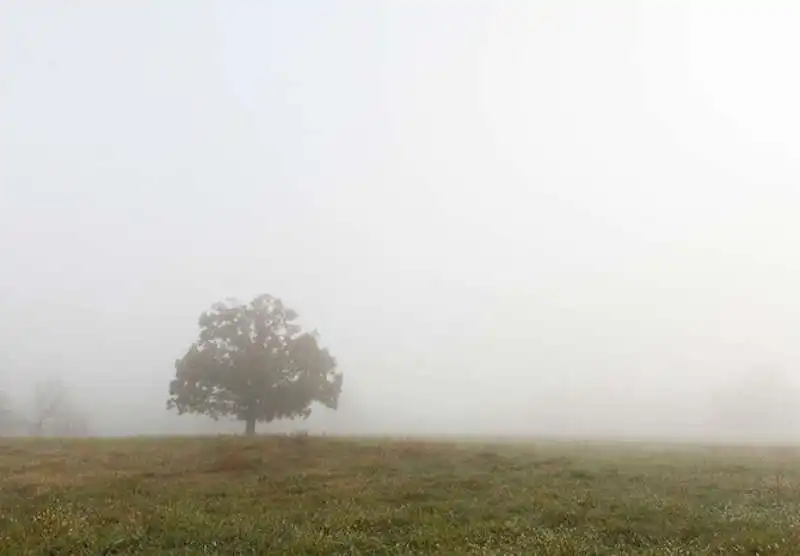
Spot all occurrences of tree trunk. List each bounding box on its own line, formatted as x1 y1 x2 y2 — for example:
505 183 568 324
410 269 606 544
244 418 256 436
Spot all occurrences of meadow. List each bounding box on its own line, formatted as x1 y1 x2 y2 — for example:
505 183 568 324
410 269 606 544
1 435 799 554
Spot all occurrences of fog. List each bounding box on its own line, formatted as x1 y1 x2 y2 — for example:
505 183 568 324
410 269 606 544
2 2 800 442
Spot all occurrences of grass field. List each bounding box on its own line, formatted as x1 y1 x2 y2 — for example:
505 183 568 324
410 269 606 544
1 436 799 554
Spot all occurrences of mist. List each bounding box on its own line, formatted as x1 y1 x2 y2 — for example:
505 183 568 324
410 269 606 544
2 1 800 443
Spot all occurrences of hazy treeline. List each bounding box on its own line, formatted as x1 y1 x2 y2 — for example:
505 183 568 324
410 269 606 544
2 364 799 442
0 378 89 437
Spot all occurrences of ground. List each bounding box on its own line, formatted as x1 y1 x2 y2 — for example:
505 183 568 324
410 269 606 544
1 436 799 554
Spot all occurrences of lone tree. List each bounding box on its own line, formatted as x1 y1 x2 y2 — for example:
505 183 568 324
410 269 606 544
168 294 343 435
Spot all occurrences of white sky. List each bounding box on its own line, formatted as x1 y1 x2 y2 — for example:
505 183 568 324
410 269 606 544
2 1 800 438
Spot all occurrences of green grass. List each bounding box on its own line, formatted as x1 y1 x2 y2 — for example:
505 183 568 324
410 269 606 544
1 436 800 554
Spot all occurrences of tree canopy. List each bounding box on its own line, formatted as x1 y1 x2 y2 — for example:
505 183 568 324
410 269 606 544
167 294 343 435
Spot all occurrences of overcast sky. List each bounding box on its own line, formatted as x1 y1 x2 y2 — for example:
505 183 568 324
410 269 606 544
2 1 800 439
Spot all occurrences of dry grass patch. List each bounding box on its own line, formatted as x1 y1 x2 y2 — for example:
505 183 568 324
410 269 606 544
2 436 800 553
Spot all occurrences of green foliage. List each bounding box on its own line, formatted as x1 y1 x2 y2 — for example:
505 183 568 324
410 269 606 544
168 294 343 434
